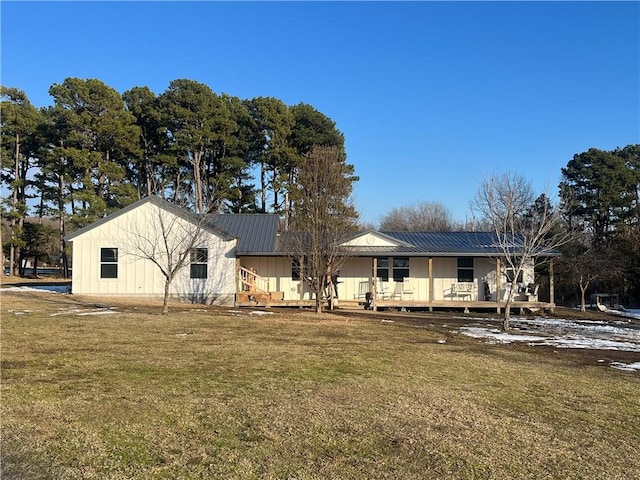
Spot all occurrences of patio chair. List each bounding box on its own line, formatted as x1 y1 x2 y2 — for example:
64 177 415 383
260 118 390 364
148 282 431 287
390 282 404 300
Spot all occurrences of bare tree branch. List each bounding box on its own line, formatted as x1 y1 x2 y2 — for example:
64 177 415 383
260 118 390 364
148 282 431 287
472 173 573 330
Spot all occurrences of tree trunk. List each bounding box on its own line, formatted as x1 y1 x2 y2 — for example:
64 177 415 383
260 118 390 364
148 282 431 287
503 303 512 331
260 161 267 213
580 279 588 312
314 287 322 314
162 279 171 315
503 283 515 331
193 149 204 214
9 133 20 277
58 173 70 278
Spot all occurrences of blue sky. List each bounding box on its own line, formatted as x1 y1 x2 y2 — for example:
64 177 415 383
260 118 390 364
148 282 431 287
2 1 639 225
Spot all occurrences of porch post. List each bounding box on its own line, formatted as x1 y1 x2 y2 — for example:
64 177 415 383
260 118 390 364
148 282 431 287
299 256 304 306
496 258 501 315
428 257 434 312
372 257 378 311
235 258 241 306
549 258 555 312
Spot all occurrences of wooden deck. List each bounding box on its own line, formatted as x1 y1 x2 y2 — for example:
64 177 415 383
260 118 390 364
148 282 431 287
235 293 555 313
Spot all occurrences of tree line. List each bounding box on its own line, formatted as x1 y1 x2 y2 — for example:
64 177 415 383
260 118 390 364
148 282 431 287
1 79 349 276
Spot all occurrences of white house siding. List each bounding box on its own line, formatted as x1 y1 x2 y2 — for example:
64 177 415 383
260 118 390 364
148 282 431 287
239 256 314 300
69 202 237 305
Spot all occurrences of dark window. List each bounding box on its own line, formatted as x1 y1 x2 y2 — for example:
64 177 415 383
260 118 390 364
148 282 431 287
392 257 410 282
100 248 118 279
375 257 389 281
190 248 208 279
292 258 301 280
457 257 474 282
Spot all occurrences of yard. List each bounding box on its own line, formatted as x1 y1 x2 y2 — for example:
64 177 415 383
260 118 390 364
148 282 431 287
1 289 639 479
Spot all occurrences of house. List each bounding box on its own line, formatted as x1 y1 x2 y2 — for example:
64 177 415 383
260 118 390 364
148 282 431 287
66 196 558 312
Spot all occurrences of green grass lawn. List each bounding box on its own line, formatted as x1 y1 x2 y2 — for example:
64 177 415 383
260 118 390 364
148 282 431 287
2 291 639 479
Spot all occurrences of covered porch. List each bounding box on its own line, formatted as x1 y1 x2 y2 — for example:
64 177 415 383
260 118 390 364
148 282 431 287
233 255 556 314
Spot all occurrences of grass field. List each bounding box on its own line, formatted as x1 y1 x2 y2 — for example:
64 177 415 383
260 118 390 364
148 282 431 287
2 290 639 479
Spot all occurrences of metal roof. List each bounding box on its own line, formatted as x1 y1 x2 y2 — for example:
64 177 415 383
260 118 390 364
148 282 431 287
210 214 280 254
382 231 503 256
375 231 560 257
66 197 558 258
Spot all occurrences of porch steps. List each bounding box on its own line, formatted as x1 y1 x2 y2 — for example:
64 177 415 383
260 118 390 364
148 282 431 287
236 291 286 307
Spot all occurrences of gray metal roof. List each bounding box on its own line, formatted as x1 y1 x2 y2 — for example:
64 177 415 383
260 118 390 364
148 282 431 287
66 197 558 258
382 231 503 256
210 214 280 254
376 231 560 257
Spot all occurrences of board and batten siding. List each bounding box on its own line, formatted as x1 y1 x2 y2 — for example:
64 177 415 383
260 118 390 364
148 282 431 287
69 201 237 305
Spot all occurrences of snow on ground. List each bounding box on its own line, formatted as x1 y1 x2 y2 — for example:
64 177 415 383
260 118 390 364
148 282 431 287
3 285 58 293
609 362 640 372
459 315 640 364
607 308 640 320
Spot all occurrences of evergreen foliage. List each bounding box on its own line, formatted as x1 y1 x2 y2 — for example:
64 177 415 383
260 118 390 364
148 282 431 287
0 78 346 277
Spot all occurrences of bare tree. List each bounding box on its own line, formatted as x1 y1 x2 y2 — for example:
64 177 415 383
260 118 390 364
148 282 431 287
471 173 571 330
557 235 622 312
379 201 455 231
289 145 359 313
119 199 212 314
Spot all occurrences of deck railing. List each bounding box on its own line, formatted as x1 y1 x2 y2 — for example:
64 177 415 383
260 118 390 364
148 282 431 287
239 266 270 294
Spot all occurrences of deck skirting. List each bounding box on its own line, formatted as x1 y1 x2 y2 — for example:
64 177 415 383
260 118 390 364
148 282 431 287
235 295 555 313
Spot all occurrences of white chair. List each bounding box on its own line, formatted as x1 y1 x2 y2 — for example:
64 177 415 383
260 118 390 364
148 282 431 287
525 284 539 301
376 279 389 300
355 280 370 300
390 282 404 300
402 278 414 298
454 282 475 301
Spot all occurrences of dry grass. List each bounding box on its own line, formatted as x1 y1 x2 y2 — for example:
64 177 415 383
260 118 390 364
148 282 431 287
1 291 639 479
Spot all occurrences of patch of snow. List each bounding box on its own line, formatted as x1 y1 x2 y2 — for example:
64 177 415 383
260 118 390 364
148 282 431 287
2 284 69 294
459 327 545 344
248 310 273 316
3 286 55 293
607 308 640 320
529 337 640 352
75 310 117 316
50 308 86 317
610 362 640 372
459 316 640 352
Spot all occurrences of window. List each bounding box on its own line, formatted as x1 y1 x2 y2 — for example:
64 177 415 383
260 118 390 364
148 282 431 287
100 248 118 279
392 257 410 282
375 257 389 281
190 248 208 279
457 257 474 282
375 257 410 282
292 258 301 280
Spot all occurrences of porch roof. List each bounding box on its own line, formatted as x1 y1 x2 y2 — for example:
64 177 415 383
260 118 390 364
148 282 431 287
264 230 560 257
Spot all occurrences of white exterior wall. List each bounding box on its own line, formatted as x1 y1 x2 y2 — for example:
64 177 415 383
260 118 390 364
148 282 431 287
239 256 314 300
69 202 237 305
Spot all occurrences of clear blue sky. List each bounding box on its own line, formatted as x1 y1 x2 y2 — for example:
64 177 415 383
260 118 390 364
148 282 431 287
2 1 639 225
